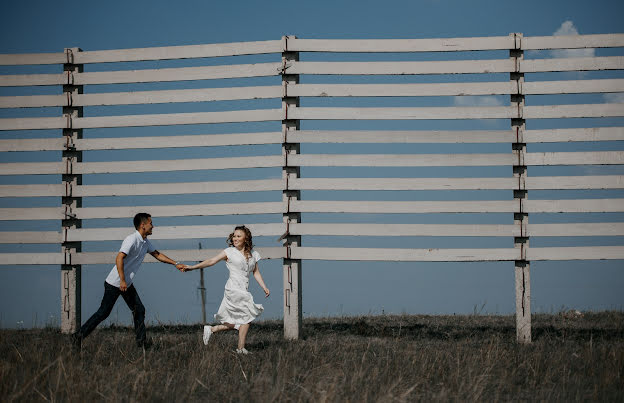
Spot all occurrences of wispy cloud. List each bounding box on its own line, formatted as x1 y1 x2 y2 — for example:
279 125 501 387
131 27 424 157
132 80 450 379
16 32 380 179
551 21 595 59
453 96 503 107
603 93 624 103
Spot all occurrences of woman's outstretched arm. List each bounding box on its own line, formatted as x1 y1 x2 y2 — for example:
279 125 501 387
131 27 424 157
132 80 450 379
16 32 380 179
252 263 270 297
183 250 227 271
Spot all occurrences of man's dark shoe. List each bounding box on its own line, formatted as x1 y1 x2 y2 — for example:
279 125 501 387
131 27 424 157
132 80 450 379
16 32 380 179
137 338 153 350
70 332 82 352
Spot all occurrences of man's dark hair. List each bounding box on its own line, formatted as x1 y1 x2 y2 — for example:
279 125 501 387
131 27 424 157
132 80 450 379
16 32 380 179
133 213 151 230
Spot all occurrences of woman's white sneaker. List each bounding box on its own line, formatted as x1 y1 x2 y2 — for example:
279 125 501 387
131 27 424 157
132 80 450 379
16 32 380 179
203 325 212 345
236 348 249 355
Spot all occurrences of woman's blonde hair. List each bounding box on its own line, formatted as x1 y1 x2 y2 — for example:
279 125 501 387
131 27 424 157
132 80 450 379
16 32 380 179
227 225 253 254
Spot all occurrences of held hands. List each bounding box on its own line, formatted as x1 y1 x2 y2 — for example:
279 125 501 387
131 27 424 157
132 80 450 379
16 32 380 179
179 264 193 273
175 263 186 272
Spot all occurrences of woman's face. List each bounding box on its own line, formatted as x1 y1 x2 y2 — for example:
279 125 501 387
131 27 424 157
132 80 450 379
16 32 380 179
232 229 246 249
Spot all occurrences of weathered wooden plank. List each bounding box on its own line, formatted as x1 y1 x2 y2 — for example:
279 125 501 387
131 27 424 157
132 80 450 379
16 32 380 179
287 37 514 52
0 138 65 151
290 200 516 213
74 63 281 85
74 155 282 174
71 109 282 129
0 207 63 220
0 116 66 130
528 223 624 236
520 56 624 73
0 253 65 265
74 40 283 64
289 130 515 144
0 162 64 175
0 184 64 197
0 73 65 87
522 34 624 50
523 127 624 143
73 202 286 219
75 179 283 197
524 104 624 119
289 247 520 261
70 246 286 265
74 132 282 151
527 246 624 260
0 94 66 108
65 223 285 242
290 153 513 167
289 106 515 120
0 53 67 66
525 151 624 166
289 223 518 237
288 82 515 97
526 175 624 190
523 199 624 213
0 231 62 244
289 177 515 191
288 60 514 75
523 79 624 95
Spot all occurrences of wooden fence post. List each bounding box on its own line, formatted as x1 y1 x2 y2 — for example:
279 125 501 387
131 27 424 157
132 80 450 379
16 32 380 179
282 36 303 340
510 34 531 343
61 47 83 334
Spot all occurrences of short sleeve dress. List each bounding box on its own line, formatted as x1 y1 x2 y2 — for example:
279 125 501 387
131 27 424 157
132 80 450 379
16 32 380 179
214 247 264 327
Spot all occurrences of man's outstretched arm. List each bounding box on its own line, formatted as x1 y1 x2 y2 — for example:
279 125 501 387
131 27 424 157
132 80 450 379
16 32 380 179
150 250 185 271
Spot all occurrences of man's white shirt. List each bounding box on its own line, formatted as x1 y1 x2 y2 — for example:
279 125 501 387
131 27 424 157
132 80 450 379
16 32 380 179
105 230 155 288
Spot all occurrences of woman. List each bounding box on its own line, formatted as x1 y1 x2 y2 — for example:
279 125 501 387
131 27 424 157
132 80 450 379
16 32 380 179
182 225 270 354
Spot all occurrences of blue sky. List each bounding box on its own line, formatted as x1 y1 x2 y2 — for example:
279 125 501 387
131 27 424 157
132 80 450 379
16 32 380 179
1 0 623 328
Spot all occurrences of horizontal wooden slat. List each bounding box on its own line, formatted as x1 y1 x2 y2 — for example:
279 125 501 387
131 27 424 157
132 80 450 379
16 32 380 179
289 82 515 97
528 223 624 236
0 73 65 87
75 40 283 64
524 199 624 213
523 79 624 95
0 207 63 220
0 138 65 152
290 177 515 190
524 104 624 119
527 246 624 260
0 161 63 175
74 155 282 174
0 94 65 108
525 151 624 166
65 223 285 242
0 231 62 244
520 56 624 73
288 36 515 52
70 246 286 264
75 179 283 197
74 202 286 219
75 63 281 85
0 109 282 131
290 153 513 167
522 34 624 50
526 175 624 190
289 106 515 120
0 184 64 197
289 247 520 262
291 200 516 213
289 223 517 237
0 253 64 265
523 127 624 143
288 60 514 75
289 130 515 144
0 53 66 66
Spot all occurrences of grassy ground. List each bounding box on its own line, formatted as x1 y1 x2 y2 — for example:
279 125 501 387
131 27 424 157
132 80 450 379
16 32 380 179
1 312 623 402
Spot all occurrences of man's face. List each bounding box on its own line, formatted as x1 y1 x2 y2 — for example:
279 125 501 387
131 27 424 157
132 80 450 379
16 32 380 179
141 217 153 236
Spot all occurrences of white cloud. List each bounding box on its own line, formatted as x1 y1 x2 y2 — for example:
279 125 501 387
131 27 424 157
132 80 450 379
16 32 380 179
551 21 595 58
453 96 503 107
603 93 624 103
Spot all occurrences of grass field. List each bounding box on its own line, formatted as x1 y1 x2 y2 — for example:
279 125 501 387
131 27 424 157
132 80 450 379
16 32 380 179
1 312 623 402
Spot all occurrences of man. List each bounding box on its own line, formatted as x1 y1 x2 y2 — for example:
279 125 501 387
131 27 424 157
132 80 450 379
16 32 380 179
72 213 184 350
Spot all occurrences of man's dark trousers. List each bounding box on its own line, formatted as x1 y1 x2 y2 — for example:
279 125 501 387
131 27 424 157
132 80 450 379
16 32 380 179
78 281 146 346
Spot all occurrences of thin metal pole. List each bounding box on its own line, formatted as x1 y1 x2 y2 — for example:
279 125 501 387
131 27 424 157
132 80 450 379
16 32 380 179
198 243 206 325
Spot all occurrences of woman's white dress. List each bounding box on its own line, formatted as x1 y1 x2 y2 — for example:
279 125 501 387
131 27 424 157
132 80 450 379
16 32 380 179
214 247 263 326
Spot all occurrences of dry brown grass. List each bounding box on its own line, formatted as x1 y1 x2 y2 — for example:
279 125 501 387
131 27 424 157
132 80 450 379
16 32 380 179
1 312 623 402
